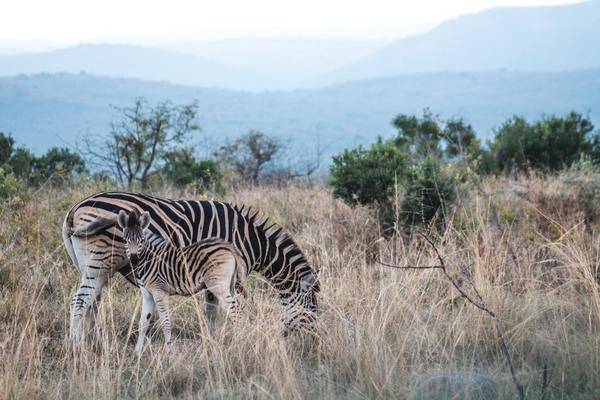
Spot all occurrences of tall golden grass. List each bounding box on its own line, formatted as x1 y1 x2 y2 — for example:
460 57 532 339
1 172 600 399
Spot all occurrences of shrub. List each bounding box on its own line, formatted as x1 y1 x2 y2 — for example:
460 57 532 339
489 112 596 172
162 149 223 193
0 167 24 201
401 157 455 227
330 141 407 207
32 147 86 185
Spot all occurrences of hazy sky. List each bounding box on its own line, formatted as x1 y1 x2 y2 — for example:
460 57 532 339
0 0 584 43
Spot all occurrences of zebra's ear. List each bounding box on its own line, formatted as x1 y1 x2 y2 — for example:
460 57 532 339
139 211 151 230
117 210 128 229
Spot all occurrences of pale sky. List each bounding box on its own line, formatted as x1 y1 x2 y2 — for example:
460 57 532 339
0 0 584 43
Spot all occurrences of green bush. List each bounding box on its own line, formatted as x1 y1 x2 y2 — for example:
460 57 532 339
401 157 455 227
489 112 596 172
330 141 407 207
0 167 24 201
163 149 223 193
1 132 85 185
31 147 86 185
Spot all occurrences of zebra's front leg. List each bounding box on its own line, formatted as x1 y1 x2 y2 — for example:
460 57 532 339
135 287 155 355
151 289 172 352
70 273 107 345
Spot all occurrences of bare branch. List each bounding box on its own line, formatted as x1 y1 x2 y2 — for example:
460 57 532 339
377 261 444 270
381 233 525 400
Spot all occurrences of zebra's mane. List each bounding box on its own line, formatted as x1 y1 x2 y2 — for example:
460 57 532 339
234 204 285 238
233 204 305 257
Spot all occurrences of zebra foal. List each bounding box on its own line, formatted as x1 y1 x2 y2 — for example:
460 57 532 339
117 209 246 353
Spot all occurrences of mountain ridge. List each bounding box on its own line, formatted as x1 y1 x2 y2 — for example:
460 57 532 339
316 1 600 85
1 70 598 158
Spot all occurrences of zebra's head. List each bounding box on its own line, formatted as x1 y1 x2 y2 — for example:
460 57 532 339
282 269 320 332
117 209 150 266
300 270 320 314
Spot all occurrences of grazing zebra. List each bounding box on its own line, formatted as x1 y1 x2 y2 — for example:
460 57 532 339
116 209 246 353
63 192 319 343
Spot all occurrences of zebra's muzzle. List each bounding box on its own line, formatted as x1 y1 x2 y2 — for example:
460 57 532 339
129 254 140 266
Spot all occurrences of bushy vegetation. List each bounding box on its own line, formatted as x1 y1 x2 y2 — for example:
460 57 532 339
330 141 406 207
488 112 597 172
330 110 600 232
0 132 85 195
162 148 223 192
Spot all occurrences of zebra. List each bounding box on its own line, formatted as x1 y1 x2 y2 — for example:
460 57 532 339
116 209 246 353
63 192 320 343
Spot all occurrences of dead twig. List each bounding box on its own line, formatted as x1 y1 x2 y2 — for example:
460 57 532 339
377 261 444 270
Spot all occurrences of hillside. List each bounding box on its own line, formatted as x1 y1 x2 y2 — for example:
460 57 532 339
0 44 268 90
321 1 600 84
165 38 386 88
1 70 599 156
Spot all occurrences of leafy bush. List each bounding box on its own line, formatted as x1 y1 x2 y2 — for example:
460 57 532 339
162 149 223 192
1 132 85 185
0 167 24 201
330 141 407 207
32 147 86 185
401 157 455 227
489 112 596 172
330 111 472 230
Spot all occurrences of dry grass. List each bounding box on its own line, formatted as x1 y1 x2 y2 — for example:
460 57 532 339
1 174 600 399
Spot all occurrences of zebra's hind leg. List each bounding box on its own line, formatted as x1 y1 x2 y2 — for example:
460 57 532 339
203 290 219 334
70 272 108 345
203 255 239 336
203 285 238 336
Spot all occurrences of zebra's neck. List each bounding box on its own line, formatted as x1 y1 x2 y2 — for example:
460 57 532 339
132 241 163 279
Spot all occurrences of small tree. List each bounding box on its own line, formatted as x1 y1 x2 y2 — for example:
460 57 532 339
216 131 280 185
442 118 482 162
393 109 444 160
89 98 200 189
8 148 35 179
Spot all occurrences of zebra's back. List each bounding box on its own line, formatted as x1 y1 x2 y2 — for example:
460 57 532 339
136 238 245 296
65 192 318 296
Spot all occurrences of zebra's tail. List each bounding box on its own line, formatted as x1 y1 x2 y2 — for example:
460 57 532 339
71 216 117 238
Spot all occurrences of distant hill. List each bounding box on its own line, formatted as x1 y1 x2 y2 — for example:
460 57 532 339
0 44 269 90
3 2 600 90
0 40 384 91
1 71 599 159
165 38 386 88
319 1 600 84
